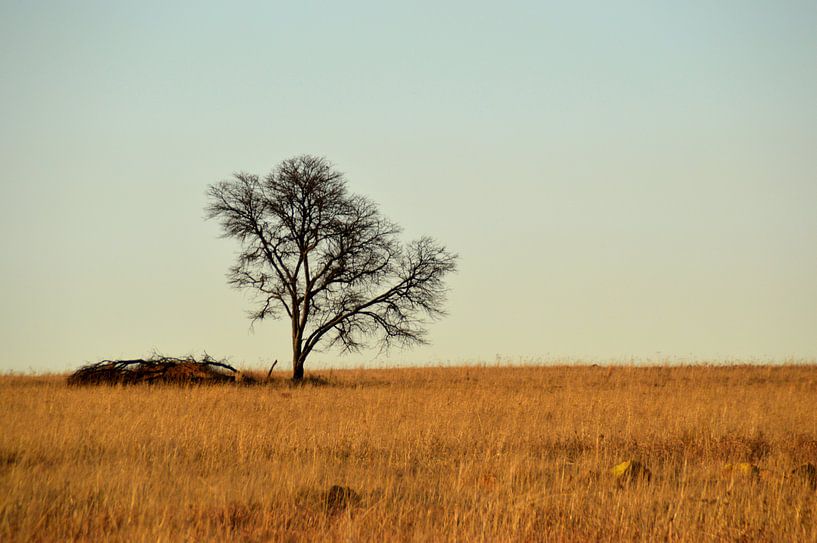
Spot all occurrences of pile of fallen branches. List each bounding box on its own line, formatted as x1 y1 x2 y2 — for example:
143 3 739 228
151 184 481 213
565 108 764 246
67 355 251 386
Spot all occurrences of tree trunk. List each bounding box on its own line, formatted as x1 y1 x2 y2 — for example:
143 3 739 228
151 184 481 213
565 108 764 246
292 356 305 382
292 320 305 381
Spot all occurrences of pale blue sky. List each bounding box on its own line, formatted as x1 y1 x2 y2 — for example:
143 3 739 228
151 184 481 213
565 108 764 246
2 1 816 372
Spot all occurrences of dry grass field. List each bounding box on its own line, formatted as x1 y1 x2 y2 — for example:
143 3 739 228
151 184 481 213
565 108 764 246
2 364 817 542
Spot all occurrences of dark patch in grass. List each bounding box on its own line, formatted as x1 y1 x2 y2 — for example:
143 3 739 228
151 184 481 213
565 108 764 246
791 463 817 489
0 449 20 471
323 485 361 514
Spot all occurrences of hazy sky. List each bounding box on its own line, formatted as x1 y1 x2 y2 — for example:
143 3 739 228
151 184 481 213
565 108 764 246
2 1 816 372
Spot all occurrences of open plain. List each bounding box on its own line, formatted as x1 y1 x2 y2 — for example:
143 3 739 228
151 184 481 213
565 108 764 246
2 364 817 542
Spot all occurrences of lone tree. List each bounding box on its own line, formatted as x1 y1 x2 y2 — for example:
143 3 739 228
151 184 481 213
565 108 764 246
206 155 458 381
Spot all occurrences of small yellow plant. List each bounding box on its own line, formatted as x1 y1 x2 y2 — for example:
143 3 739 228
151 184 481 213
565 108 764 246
611 460 652 484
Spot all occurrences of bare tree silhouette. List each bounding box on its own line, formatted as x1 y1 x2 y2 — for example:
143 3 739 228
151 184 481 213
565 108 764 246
206 155 457 381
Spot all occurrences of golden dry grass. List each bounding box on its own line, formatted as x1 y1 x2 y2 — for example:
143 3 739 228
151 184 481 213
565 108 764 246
2 364 817 542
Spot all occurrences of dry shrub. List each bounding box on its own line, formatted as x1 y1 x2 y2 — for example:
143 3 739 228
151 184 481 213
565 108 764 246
67 355 250 386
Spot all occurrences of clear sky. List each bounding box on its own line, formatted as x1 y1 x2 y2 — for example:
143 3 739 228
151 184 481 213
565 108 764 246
2 1 816 372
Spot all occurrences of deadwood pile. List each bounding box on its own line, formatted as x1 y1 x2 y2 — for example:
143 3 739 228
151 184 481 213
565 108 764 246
67 355 252 386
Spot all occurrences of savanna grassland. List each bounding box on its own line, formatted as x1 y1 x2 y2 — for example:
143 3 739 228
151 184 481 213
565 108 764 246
2 364 817 542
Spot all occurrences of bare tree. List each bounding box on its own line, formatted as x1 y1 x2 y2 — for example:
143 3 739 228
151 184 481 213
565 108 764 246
205 155 458 381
